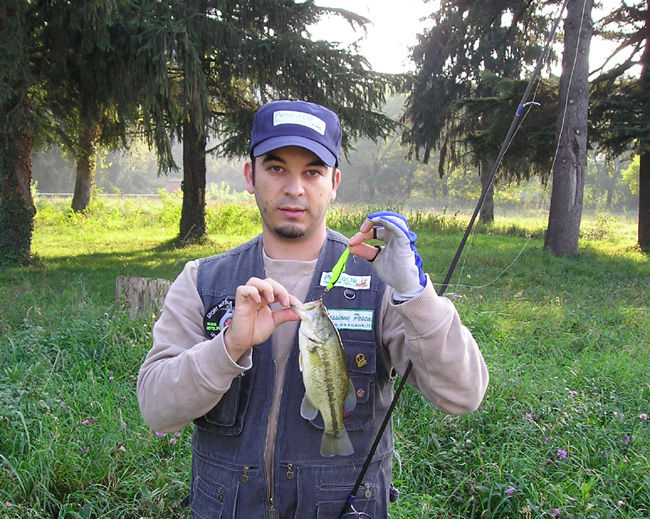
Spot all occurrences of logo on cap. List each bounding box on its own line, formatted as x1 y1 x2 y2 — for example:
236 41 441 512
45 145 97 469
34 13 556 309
249 100 342 167
273 111 327 135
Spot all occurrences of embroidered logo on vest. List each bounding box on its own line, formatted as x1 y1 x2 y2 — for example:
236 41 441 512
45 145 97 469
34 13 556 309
204 298 235 339
327 309 374 331
320 272 371 290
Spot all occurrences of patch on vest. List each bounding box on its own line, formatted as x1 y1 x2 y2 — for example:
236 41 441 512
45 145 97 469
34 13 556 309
320 272 371 290
204 298 235 339
327 309 374 331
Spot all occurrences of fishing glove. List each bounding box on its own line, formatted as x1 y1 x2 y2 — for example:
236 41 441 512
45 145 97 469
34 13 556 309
368 211 426 302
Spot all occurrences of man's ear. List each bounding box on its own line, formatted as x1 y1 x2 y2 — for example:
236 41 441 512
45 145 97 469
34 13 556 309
330 168 341 202
244 161 255 194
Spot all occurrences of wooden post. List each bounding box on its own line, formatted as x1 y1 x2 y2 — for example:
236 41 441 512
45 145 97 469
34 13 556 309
115 276 172 319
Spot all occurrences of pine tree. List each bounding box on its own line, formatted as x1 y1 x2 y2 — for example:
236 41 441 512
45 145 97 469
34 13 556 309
590 0 650 248
136 1 398 242
402 0 554 223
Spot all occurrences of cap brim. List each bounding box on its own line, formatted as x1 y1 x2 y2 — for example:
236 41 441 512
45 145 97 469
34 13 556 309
251 136 337 167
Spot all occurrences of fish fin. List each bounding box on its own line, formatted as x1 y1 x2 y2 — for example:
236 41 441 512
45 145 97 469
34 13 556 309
344 379 357 413
300 393 319 420
298 352 303 373
321 429 354 457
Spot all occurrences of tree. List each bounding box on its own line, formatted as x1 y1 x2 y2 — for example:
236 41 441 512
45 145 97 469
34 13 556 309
544 0 593 255
590 0 650 248
38 0 142 213
1 1 399 263
402 0 555 223
0 1 37 266
137 1 398 242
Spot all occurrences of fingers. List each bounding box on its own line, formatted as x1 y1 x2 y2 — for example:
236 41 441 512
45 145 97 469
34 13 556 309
273 306 302 327
225 278 302 360
348 217 383 261
348 219 375 246
236 277 297 308
348 241 381 261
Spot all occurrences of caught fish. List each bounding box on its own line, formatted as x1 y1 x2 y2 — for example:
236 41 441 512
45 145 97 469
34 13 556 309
292 298 356 457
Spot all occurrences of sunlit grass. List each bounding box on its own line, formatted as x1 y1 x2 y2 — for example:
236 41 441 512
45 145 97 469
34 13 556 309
1 197 648 518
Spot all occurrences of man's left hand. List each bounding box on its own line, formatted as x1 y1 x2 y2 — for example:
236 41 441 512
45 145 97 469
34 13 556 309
348 211 426 301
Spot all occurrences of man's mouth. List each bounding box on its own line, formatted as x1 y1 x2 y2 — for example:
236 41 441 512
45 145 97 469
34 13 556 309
279 207 306 218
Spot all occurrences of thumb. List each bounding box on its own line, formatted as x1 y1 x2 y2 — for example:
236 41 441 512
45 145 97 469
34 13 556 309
273 307 302 327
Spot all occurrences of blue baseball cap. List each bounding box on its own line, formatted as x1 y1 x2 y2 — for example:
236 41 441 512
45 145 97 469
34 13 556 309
249 100 342 167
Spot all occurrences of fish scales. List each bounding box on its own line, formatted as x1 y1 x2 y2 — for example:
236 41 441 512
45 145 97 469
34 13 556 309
291 298 356 457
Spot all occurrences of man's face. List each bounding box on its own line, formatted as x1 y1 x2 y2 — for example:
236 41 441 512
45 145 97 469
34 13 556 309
244 146 340 241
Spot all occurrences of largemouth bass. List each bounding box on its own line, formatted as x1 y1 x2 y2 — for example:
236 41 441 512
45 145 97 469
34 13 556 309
291 298 356 457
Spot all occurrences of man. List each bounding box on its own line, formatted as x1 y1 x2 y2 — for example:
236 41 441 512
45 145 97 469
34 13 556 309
137 100 488 519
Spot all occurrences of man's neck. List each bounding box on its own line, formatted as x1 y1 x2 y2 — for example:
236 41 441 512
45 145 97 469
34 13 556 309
261 227 326 261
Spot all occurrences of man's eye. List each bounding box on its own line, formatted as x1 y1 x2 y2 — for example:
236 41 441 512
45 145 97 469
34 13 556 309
306 170 323 177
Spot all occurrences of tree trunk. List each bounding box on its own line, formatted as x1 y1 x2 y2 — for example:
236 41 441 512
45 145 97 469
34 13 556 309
479 162 494 224
545 0 593 256
180 113 207 242
0 128 35 266
639 150 650 248
71 120 99 212
638 3 650 249
115 276 171 319
365 161 378 200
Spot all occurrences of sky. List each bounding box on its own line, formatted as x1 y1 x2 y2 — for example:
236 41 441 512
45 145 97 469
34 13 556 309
309 0 627 75
308 0 433 74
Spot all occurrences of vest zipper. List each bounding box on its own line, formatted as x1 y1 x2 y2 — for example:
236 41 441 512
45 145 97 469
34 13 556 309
264 359 282 518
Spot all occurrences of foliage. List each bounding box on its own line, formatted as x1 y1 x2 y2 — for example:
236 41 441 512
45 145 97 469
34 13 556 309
457 73 559 183
0 142 35 267
589 0 650 248
590 1 650 155
580 212 617 240
621 156 639 196
206 182 253 203
401 0 555 172
2 198 648 517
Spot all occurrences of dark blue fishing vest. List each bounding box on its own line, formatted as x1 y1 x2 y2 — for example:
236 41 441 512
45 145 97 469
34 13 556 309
190 229 394 519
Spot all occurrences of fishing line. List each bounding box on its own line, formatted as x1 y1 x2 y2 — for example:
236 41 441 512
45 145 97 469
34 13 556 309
340 1 571 516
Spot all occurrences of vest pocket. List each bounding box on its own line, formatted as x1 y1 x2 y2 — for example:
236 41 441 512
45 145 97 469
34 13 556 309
316 498 376 518
291 460 386 519
195 365 256 436
190 474 227 519
345 341 377 431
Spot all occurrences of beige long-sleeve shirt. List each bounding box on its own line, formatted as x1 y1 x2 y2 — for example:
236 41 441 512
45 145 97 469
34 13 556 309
137 254 489 437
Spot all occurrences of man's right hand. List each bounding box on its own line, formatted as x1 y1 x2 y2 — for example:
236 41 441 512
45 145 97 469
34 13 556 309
223 277 301 362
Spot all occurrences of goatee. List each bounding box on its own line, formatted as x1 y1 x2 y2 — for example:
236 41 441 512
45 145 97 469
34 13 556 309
274 224 306 239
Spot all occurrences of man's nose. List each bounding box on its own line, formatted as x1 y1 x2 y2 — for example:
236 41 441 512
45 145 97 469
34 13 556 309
283 173 305 197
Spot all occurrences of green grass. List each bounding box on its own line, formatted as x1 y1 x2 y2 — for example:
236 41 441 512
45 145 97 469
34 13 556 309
1 196 648 518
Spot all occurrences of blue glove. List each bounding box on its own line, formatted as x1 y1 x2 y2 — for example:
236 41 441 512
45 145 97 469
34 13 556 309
367 211 426 301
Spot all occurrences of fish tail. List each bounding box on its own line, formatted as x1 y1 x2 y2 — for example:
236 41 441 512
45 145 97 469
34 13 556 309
320 429 354 457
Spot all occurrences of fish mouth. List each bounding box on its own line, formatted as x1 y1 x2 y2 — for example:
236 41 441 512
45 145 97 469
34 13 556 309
291 299 322 319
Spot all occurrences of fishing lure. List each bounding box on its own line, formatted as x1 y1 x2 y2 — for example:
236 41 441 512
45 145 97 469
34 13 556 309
324 247 351 293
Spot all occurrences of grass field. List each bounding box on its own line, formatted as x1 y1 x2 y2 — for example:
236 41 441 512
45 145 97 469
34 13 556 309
1 196 649 518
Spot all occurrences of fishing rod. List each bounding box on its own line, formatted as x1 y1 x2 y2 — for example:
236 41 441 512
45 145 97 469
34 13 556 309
340 0 570 516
